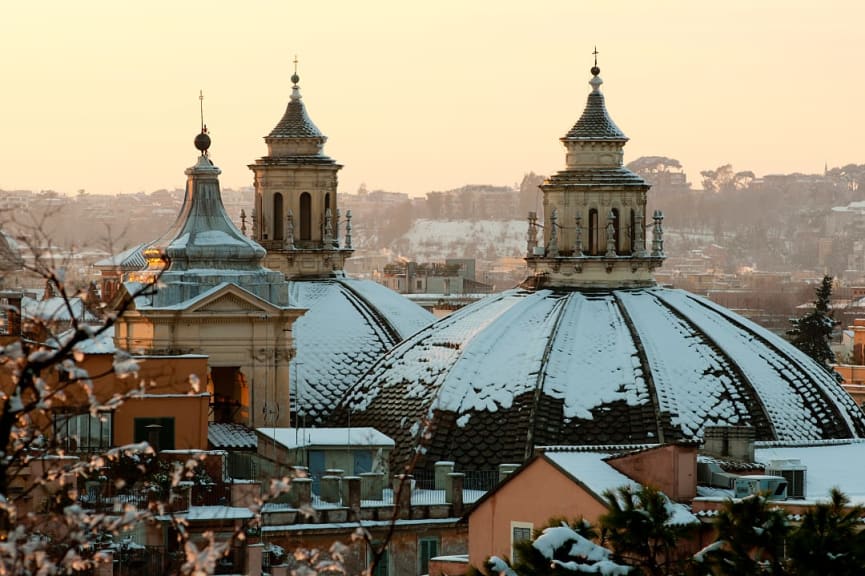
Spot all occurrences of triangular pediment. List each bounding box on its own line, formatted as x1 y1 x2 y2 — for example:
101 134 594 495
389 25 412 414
196 293 265 313
184 283 283 315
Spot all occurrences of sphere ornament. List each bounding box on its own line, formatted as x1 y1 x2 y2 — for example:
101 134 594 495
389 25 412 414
194 131 211 153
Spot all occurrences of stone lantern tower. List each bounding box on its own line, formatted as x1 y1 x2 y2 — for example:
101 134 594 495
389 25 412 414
249 69 353 277
525 63 665 288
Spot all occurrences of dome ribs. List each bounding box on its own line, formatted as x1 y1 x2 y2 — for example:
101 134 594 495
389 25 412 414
337 279 403 346
524 292 571 460
612 290 667 443
616 289 765 440
671 292 865 440
645 290 775 441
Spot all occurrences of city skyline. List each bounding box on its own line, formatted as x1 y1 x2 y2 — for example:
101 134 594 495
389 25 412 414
2 1 863 197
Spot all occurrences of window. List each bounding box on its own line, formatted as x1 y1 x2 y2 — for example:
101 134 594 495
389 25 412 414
588 209 598 255
273 193 284 240
133 417 175 451
611 208 620 254
511 521 533 563
53 410 112 452
300 192 312 241
629 208 636 254
418 537 439 575
368 542 390 576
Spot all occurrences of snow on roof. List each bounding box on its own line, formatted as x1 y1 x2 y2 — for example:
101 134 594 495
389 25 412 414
288 278 433 424
755 441 865 504
22 296 98 323
256 427 394 450
544 450 639 500
158 505 254 522
50 325 116 355
94 243 148 269
261 517 459 534
208 422 257 450
342 285 865 473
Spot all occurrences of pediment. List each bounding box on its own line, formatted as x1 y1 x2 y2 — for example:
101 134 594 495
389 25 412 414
184 283 283 315
195 293 264 313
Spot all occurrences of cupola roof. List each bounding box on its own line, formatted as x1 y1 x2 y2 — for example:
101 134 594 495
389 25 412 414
563 66 627 142
267 73 325 140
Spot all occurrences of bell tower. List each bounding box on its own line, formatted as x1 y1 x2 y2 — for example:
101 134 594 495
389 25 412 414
525 56 665 288
248 63 353 277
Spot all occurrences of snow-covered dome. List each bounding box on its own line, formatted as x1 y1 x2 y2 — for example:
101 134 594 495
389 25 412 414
291 277 434 424
337 61 865 472
339 286 865 471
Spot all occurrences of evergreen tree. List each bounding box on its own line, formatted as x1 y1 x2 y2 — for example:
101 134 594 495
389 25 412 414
787 488 865 576
599 485 697 576
477 517 632 576
787 275 838 368
693 494 789 576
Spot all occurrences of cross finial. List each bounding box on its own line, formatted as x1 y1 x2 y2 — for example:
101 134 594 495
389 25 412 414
592 46 599 67
293 55 299 76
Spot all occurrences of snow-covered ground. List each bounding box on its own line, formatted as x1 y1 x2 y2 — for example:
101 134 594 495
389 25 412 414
395 219 527 261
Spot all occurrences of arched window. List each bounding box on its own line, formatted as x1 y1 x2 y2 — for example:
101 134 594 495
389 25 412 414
325 193 331 214
588 208 598 255
300 193 312 241
611 208 621 254
629 208 636 254
273 193 284 241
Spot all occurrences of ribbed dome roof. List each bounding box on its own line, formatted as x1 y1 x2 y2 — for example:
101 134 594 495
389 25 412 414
267 75 324 140
290 277 435 425
563 71 627 141
339 286 865 472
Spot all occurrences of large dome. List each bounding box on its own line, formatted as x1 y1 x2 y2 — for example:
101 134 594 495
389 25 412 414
290 277 434 424
339 286 865 471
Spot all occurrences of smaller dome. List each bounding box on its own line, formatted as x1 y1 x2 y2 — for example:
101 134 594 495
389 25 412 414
289 278 435 425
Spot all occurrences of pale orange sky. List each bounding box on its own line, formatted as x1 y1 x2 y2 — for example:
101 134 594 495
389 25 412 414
1 1 862 197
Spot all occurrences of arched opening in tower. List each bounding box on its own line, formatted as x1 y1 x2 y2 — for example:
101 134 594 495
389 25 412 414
611 208 621 254
273 193 284 241
300 192 312 241
629 208 636 254
588 208 599 255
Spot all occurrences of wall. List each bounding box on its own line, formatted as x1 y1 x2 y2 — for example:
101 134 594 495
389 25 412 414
265 521 466 575
114 395 209 450
606 444 697 501
467 457 607 567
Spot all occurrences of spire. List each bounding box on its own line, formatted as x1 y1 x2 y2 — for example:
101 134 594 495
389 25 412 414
142 123 266 276
524 53 663 290
563 54 627 142
194 90 211 156
267 59 325 140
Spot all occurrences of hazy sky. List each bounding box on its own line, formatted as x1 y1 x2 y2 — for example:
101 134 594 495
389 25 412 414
2 1 862 197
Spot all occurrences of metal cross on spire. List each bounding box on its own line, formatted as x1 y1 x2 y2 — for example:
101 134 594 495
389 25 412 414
592 46 599 67
293 54 299 75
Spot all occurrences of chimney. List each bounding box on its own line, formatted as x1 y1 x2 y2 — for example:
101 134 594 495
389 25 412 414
702 425 755 462
344 476 361 510
447 472 464 516
360 472 384 501
393 474 413 519
498 463 520 482
434 461 455 490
